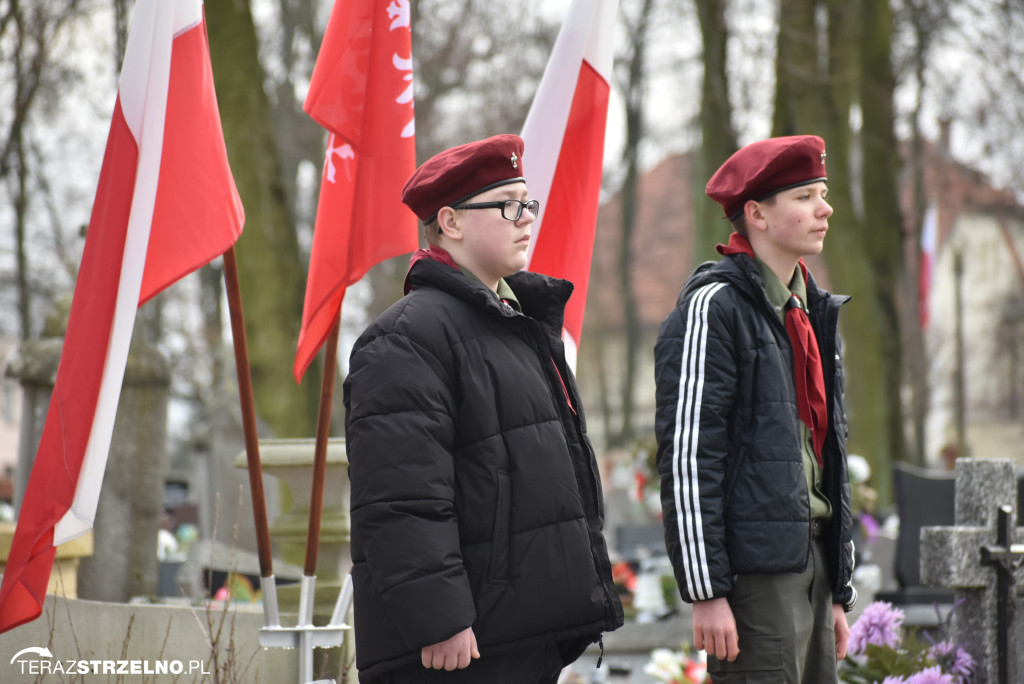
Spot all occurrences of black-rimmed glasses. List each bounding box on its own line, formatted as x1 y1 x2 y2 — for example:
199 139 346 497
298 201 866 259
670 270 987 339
452 198 540 221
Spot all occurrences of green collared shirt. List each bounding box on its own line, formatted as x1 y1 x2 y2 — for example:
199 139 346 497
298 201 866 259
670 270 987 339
755 257 832 522
457 265 522 312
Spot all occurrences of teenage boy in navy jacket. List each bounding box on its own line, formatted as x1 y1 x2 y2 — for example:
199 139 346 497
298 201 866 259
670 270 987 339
655 136 855 683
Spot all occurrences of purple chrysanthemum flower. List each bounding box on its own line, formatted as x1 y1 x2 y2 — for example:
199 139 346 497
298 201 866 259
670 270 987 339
879 677 906 684
849 601 904 655
928 640 976 683
950 649 977 683
905 666 953 684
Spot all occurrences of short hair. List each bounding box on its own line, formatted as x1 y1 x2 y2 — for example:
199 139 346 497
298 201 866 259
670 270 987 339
731 194 777 237
423 218 442 246
730 215 749 238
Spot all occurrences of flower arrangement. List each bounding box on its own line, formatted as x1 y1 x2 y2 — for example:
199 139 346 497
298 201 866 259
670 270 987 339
643 644 709 684
612 561 638 594
839 601 975 684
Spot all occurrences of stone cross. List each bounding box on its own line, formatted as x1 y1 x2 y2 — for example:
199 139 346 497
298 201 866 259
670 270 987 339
980 505 1024 683
920 457 1024 684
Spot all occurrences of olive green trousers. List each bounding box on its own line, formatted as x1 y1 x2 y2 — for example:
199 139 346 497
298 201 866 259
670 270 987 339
708 537 838 683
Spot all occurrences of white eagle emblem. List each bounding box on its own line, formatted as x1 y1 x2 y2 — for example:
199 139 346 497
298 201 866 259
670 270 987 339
388 1 414 138
323 134 355 184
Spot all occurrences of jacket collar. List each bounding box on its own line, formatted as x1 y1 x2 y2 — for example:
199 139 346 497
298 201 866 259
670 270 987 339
403 247 573 332
716 232 811 285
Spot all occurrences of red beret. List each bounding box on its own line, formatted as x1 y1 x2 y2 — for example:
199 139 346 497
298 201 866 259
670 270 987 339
402 134 526 223
706 135 827 219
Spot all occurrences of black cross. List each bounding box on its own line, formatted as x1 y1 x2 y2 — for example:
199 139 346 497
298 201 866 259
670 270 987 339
979 505 1024 684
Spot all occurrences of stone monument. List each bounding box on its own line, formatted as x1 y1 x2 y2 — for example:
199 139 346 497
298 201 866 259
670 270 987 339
920 457 1024 684
6 300 171 602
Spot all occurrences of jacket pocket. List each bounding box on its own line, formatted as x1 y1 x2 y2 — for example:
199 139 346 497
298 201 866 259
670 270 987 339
488 470 511 582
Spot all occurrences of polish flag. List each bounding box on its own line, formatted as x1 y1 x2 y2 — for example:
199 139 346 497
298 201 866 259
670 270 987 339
293 0 418 382
522 0 617 370
919 203 937 329
0 0 244 633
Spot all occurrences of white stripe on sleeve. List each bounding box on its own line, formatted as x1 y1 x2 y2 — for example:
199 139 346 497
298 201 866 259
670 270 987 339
671 282 726 601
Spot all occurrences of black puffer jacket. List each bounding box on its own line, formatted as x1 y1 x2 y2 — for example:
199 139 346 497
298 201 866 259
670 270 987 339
653 252 856 611
344 251 623 682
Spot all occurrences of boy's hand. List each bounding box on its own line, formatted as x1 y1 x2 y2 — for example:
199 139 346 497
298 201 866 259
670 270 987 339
832 603 849 660
421 627 480 671
692 597 740 662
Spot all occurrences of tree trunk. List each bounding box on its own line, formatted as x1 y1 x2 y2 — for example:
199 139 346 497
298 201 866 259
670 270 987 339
205 0 318 438
773 0 901 503
693 0 737 261
858 0 907 482
14 127 30 340
904 0 945 467
613 0 655 447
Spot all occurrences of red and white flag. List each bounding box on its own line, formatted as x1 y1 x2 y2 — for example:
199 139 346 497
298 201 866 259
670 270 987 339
293 0 418 382
919 203 937 329
522 0 617 370
0 0 244 633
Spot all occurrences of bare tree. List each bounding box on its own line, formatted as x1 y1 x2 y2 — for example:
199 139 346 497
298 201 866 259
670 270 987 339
892 0 953 465
693 0 738 261
205 0 319 438
939 0 1024 194
1 0 86 340
772 0 905 502
410 0 557 160
610 0 655 446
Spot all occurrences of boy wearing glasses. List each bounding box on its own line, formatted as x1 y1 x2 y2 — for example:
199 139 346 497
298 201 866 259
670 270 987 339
654 136 856 682
344 134 623 684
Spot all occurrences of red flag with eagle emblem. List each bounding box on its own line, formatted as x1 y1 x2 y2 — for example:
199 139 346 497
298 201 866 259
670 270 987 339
294 0 418 382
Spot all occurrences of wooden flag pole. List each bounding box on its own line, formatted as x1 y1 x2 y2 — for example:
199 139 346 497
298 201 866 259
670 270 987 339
304 315 341 577
224 249 348 680
221 246 274 579
294 314 341 635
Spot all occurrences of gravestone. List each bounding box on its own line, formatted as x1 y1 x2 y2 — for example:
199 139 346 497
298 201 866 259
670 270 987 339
920 457 1024 684
5 295 70 513
874 461 955 625
76 321 171 602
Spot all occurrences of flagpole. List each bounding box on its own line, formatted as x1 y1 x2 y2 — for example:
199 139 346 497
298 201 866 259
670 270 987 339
295 314 341 631
304 315 340 576
249 303 350 679
222 246 275 579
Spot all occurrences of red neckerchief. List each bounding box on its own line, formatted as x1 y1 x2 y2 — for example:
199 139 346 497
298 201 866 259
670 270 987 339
404 246 459 294
715 231 755 257
717 232 828 465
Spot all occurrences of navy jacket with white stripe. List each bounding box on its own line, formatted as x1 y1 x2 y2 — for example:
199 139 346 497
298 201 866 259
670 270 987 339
653 252 857 611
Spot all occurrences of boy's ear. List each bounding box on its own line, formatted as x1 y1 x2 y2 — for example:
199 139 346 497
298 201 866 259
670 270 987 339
744 200 768 233
437 206 463 241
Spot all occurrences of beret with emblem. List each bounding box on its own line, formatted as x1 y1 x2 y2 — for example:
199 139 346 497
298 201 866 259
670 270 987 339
706 135 828 220
402 134 526 223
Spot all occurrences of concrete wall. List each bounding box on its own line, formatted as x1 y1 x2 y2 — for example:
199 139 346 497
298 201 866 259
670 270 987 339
0 596 301 683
